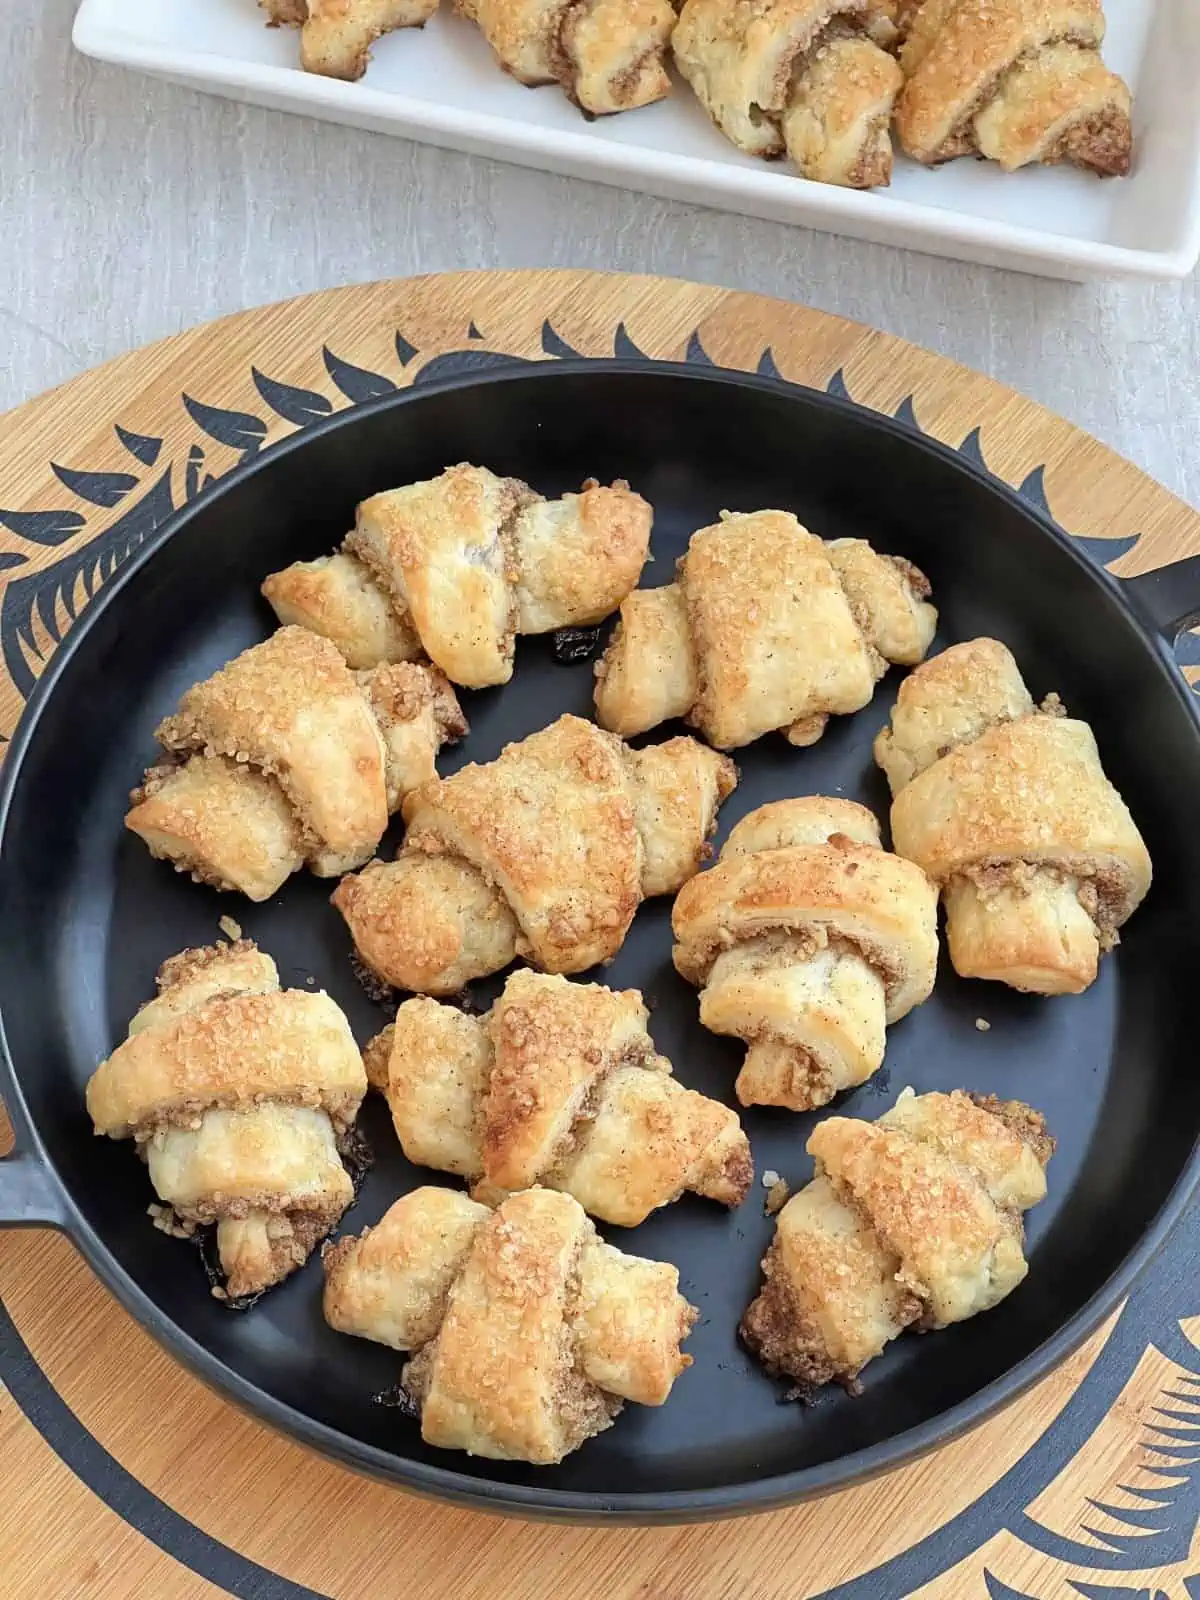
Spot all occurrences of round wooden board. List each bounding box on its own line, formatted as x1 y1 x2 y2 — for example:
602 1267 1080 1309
1 270 1198 1600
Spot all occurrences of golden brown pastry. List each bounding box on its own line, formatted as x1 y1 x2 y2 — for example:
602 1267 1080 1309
863 0 904 46
672 798 938 1110
875 638 1152 995
86 940 368 1300
373 970 752 1225
263 465 652 687
261 550 423 672
261 0 439 79
125 627 465 901
741 1087 1054 1391
594 512 936 750
323 1185 697 1462
894 0 1132 176
333 713 737 993
453 0 677 116
673 0 903 189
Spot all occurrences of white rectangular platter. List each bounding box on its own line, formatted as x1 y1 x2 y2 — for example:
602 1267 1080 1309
75 0 1200 282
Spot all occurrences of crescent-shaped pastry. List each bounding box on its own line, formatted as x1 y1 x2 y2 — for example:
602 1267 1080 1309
323 1186 697 1463
453 0 677 116
86 940 368 1300
372 969 752 1225
594 512 936 750
672 797 938 1109
894 0 1132 176
875 638 1152 994
263 465 653 686
261 0 440 79
333 713 737 993
741 1087 1054 1391
672 0 903 188
126 627 465 899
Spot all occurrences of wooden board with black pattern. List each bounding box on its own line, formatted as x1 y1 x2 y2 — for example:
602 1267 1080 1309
0 270 1197 1600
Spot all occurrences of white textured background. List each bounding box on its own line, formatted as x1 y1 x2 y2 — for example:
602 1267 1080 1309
2 3 1197 508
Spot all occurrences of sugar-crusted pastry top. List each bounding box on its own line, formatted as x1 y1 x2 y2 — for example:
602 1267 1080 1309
741 1088 1053 1390
673 0 904 189
455 0 678 115
87 940 366 1139
265 465 652 687
86 939 367 1301
595 510 935 749
324 1186 697 1463
128 628 464 899
895 0 1132 176
403 714 644 973
334 713 737 994
156 626 389 867
377 970 752 1225
673 795 939 1021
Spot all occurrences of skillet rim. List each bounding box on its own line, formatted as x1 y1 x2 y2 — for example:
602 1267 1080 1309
0 357 1197 1522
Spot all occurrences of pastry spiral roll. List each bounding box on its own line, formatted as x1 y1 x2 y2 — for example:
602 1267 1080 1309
263 464 652 685
672 798 938 1110
453 0 677 116
741 1087 1054 1391
334 712 737 993
594 512 936 750
86 940 368 1300
875 637 1152 995
370 969 752 1225
324 1185 697 1463
261 0 440 79
125 627 465 901
673 0 904 189
894 0 1133 176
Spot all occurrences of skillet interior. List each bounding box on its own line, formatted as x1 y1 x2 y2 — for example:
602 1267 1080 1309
1 364 1198 1513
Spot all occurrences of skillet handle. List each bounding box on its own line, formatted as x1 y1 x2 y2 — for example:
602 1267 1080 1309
1122 555 1200 640
0 1101 68 1228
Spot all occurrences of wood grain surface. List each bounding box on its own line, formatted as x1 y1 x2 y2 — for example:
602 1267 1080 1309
0 270 1197 1600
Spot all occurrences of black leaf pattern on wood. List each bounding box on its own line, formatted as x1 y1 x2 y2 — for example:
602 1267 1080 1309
613 322 650 360
756 348 784 380
958 425 989 469
182 394 268 455
51 463 139 508
0 553 26 572
394 331 419 366
685 330 715 366
825 368 851 400
323 346 397 403
1017 463 1053 515
114 424 163 467
0 508 86 546
983 1573 1038 1600
467 322 484 340
251 368 333 427
411 349 532 385
892 395 920 429
1071 1585 1172 1599
1013 1355 1200 1573
184 444 219 503
1072 533 1142 569
541 320 583 359
1083 1495 1180 1533
1 470 175 698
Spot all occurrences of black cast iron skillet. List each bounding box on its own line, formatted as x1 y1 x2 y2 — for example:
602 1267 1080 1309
1 362 1199 1524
